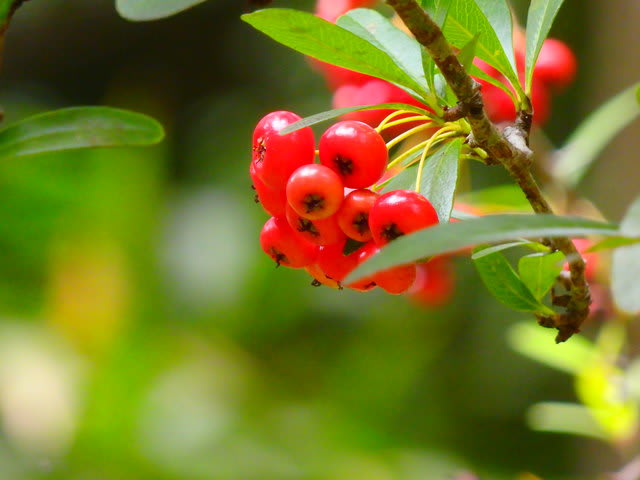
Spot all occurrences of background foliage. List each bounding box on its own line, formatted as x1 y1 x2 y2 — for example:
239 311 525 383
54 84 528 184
0 0 638 478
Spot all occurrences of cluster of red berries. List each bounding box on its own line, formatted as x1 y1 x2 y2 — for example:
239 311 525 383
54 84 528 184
251 110 450 297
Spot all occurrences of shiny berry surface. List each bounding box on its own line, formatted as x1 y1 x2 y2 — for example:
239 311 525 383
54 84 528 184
369 190 439 246
252 111 315 190
259 217 318 268
336 189 378 242
285 205 346 246
319 120 388 189
286 164 344 220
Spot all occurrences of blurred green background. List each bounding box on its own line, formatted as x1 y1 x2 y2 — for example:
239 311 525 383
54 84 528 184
0 0 638 479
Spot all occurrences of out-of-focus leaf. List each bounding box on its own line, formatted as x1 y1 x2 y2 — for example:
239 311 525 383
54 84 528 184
280 103 431 134
347 214 618 281
527 402 608 440
473 248 552 314
587 236 640 252
518 251 565 301
444 0 518 86
612 194 640 314
418 138 461 222
338 9 435 103
508 322 593 374
524 0 566 94
242 9 429 98
0 107 164 160
576 361 638 441
552 82 640 188
116 0 207 21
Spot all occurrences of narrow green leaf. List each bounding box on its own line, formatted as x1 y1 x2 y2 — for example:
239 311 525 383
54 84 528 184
469 63 516 100
527 402 608 440
588 236 640 252
242 9 428 97
552 82 640 188
0 0 15 26
524 0 566 94
612 194 640 314
418 0 450 27
473 248 552 313
381 164 418 193
0 107 164 160
280 103 431 134
457 34 480 72
422 48 438 102
460 184 532 212
518 251 565 300
346 214 619 282
418 138 461 222
471 240 549 259
508 322 593 374
337 9 434 103
444 0 518 86
116 0 206 21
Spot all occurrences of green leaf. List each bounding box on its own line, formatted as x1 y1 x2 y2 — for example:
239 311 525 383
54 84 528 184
381 164 418 193
524 0 566 94
588 236 640 252
242 9 428 98
469 64 516 101
419 0 450 27
473 248 552 314
418 138 461 222
471 240 549 259
337 9 435 104
459 184 532 212
444 0 518 86
0 107 164 160
457 34 480 72
518 251 565 300
552 82 640 188
612 194 640 314
0 0 15 26
280 103 431 134
508 322 593 374
527 402 608 440
115 0 207 21
346 214 619 282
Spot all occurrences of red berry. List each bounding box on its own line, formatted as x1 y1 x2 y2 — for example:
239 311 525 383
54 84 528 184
479 76 550 125
250 161 287 217
564 238 599 281
252 111 315 190
336 188 378 242
319 120 388 189
534 38 577 91
407 257 455 307
260 217 318 268
285 204 346 246
357 242 416 294
315 0 378 23
309 59 374 90
368 189 439 246
305 263 341 289
286 164 344 220
317 239 359 283
332 79 429 137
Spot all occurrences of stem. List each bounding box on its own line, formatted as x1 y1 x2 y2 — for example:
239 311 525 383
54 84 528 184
386 0 590 342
